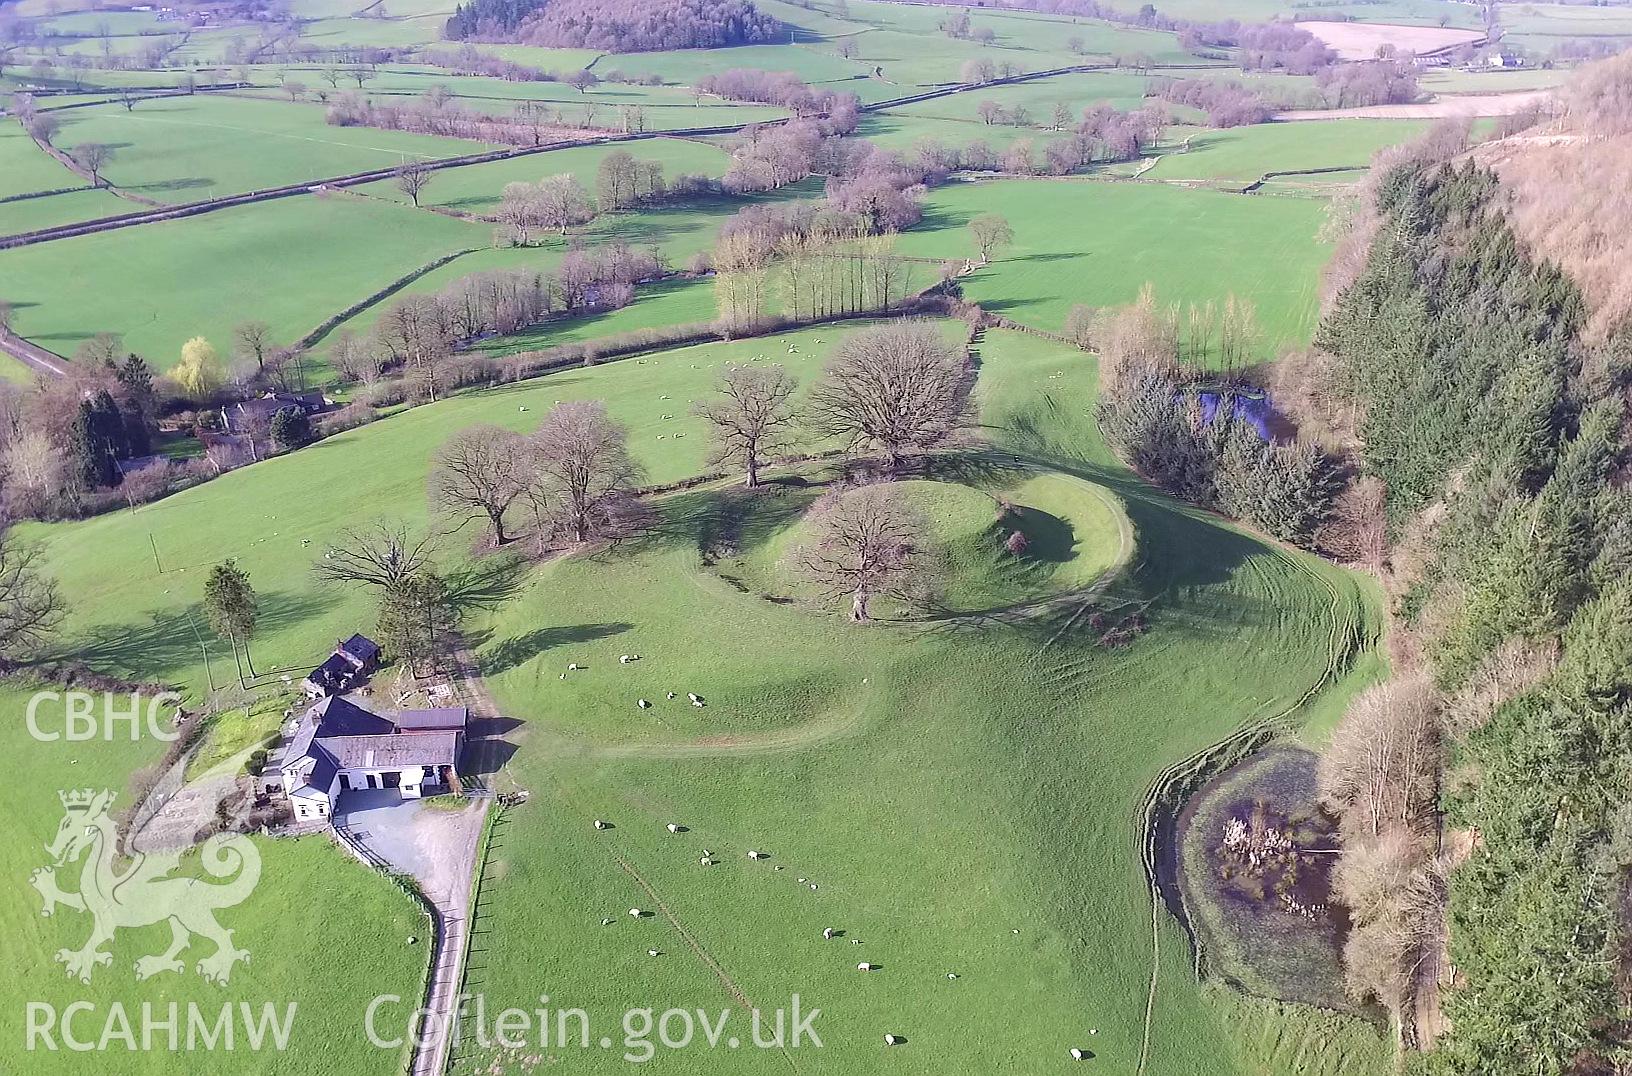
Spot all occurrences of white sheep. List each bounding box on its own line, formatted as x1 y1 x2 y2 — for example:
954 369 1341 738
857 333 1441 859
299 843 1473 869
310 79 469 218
638 699 651 709
667 692 677 699
809 883 818 891
1070 1047 1087 1061
620 654 640 664
666 823 680 833
692 699 705 707
746 850 765 860
688 692 701 702
822 928 835 940
700 856 712 866
629 907 643 917
594 819 611 830
568 663 580 671
601 917 614 926
884 1034 902 1046
857 962 875 972
648 949 661 957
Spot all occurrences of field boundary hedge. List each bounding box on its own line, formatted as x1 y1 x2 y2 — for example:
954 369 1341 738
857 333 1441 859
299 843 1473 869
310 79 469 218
296 247 486 350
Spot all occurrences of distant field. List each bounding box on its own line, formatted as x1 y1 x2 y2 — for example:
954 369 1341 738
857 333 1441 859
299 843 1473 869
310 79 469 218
318 188 816 349
1298 19 1482 60
475 276 718 355
1149 118 1428 183
1421 66 1573 94
1502 2 1632 39
897 179 1330 351
46 94 493 202
352 138 731 214
0 124 79 200
586 43 874 86
0 186 131 235
3 194 489 368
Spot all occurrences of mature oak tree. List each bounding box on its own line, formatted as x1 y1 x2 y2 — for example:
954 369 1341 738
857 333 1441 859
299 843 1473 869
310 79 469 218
693 363 798 487
793 483 938 621
529 401 642 544
805 320 972 471
429 425 530 544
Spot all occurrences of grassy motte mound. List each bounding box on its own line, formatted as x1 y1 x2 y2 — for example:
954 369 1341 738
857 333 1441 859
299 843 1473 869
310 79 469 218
731 474 1130 616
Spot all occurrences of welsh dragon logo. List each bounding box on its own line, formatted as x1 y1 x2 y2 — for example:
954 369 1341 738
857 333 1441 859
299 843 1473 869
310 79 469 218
31 789 262 985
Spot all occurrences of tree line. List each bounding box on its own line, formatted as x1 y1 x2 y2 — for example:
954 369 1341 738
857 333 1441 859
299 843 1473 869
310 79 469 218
1311 120 1632 1071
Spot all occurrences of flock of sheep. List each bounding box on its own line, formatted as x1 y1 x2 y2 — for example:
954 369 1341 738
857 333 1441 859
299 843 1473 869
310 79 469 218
587 814 1102 1060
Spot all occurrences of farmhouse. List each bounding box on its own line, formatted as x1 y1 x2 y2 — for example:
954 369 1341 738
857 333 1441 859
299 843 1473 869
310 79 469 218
301 633 383 699
220 389 330 436
262 696 467 820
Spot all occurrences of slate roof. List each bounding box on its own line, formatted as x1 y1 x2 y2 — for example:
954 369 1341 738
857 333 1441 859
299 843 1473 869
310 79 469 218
392 707 468 732
323 731 461 770
338 634 381 665
309 695 396 737
273 696 468 794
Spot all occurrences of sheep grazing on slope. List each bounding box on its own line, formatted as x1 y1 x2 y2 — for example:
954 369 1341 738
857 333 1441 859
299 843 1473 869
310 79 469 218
884 1034 902 1046
666 823 681 833
594 819 610 830
638 699 651 709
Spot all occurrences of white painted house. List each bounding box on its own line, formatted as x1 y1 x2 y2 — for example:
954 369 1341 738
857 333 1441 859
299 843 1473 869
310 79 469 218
261 696 467 821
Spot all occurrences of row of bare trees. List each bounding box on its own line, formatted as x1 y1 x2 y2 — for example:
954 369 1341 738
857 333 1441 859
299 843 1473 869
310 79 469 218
429 400 643 550
427 320 970 554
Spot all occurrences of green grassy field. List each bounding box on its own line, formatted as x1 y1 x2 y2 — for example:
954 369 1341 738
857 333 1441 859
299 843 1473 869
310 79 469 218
315 188 815 352
45 94 493 202
448 327 1388 1074
897 180 1330 352
0 123 81 200
0 186 132 236
2 193 489 369
20 322 876 698
0 690 427 1075
474 276 718 355
351 138 731 214
12 304 1388 1075
1149 119 1429 184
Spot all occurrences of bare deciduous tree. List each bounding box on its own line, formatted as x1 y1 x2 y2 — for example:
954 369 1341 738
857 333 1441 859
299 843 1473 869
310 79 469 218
312 520 437 589
528 401 642 544
0 531 66 662
70 142 113 187
1320 673 1441 838
234 320 275 372
967 213 1013 262
792 483 938 621
805 321 972 471
395 158 435 208
429 426 530 544
693 363 798 487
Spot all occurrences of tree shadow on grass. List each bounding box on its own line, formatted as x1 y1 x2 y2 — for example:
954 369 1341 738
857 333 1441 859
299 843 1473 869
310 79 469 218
479 622 632 675
48 589 341 684
445 553 531 615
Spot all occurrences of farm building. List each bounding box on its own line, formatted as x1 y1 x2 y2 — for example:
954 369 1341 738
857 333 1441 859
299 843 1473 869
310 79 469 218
301 633 382 699
261 695 467 820
220 389 330 436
